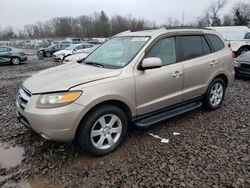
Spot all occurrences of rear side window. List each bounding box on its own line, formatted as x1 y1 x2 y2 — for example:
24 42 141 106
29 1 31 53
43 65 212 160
181 36 203 61
244 33 250 39
206 34 225 52
201 36 212 55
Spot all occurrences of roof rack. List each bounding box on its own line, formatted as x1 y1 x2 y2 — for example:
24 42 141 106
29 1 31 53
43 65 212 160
165 26 211 30
115 30 131 36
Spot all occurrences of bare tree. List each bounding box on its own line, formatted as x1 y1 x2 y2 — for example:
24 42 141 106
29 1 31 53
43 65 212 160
222 14 233 26
232 2 250 26
164 17 181 27
208 0 227 26
195 11 210 28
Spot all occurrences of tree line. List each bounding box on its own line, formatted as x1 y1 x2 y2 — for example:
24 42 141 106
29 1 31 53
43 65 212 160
0 0 249 40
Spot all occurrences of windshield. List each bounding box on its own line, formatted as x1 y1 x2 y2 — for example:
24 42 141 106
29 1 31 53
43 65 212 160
84 36 149 68
65 44 77 50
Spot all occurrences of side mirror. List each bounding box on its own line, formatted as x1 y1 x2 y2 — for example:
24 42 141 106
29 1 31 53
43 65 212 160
140 57 162 70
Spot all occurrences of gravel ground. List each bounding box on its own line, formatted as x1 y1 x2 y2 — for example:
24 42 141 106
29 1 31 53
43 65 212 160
0 52 249 187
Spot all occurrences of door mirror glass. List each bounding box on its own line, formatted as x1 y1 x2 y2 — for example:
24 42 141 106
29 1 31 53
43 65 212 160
140 57 162 70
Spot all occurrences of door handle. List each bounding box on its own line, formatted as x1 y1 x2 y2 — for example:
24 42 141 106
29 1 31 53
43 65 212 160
210 60 218 66
172 71 183 78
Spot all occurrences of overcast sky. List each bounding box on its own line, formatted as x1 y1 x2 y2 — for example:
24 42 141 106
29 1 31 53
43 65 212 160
0 0 248 29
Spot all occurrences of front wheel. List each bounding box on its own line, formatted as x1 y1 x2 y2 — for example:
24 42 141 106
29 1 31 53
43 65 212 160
203 78 226 110
77 105 128 156
11 57 20 65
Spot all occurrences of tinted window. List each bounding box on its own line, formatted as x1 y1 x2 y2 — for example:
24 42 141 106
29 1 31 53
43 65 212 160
201 36 212 55
0 47 11 52
146 37 176 65
244 33 250 39
181 36 203 61
206 34 224 52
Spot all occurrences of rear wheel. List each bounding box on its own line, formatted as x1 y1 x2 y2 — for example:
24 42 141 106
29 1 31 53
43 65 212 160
77 105 128 156
203 78 226 110
11 57 20 65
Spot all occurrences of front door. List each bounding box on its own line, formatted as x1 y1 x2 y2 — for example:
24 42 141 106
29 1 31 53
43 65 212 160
134 37 183 115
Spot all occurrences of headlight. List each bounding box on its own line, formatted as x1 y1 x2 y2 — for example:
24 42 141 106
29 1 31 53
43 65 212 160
36 91 82 108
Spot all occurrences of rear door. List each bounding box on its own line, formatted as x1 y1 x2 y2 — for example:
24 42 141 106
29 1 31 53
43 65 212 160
135 36 184 115
179 35 218 101
0 47 12 63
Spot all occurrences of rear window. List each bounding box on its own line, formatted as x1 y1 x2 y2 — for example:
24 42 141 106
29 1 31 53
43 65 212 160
206 34 225 52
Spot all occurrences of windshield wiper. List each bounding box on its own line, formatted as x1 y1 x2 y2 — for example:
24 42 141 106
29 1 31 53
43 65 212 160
84 61 104 68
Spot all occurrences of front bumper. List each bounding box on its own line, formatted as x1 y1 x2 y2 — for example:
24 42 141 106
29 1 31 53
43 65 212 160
53 55 63 61
16 91 88 141
20 56 28 62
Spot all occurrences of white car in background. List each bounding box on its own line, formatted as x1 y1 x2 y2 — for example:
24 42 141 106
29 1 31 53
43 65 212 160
63 45 100 63
53 43 93 61
207 26 250 56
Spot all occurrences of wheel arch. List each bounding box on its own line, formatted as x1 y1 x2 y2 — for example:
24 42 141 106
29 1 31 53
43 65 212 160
214 73 228 88
74 99 133 139
237 45 250 53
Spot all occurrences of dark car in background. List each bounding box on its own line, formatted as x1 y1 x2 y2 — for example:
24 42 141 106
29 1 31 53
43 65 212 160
37 43 70 57
234 51 250 77
0 46 27 65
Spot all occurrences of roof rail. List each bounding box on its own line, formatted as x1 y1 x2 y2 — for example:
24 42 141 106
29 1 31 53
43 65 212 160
115 30 131 36
165 26 211 30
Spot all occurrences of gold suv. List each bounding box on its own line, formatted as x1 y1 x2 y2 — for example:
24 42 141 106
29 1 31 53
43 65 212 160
16 28 235 155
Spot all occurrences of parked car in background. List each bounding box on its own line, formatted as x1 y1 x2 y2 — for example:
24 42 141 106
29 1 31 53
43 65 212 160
53 43 93 61
63 45 100 63
207 26 250 56
16 28 234 156
84 38 102 45
63 52 89 63
234 51 250 77
51 41 60 45
37 43 70 57
0 46 27 65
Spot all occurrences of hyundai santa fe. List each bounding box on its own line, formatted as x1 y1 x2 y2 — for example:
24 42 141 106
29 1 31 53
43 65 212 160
16 28 235 155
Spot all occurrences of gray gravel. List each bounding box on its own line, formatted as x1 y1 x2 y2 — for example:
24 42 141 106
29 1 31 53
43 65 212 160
0 54 249 187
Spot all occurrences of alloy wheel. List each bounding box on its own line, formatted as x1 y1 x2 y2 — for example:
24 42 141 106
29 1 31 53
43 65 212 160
90 114 122 150
209 83 224 106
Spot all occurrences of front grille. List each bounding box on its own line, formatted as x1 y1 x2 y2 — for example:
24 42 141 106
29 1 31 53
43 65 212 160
17 87 32 110
241 63 250 69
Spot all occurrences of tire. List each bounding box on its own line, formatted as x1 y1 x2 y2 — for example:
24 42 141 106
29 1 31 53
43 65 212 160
11 57 20 65
203 78 226 110
77 105 128 156
237 48 249 56
45 51 52 57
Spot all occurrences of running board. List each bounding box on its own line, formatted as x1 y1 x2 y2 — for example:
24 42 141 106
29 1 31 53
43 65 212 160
134 101 202 128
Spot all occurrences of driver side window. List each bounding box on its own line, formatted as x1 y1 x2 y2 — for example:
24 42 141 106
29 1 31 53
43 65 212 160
146 37 176 65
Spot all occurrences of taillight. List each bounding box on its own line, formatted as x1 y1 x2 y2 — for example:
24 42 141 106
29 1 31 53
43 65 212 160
227 42 231 48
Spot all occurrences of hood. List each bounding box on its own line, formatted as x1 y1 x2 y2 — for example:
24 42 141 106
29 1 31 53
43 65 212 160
236 51 250 63
23 63 121 94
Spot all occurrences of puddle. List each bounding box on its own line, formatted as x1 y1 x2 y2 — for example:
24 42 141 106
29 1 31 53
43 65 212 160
0 142 24 169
